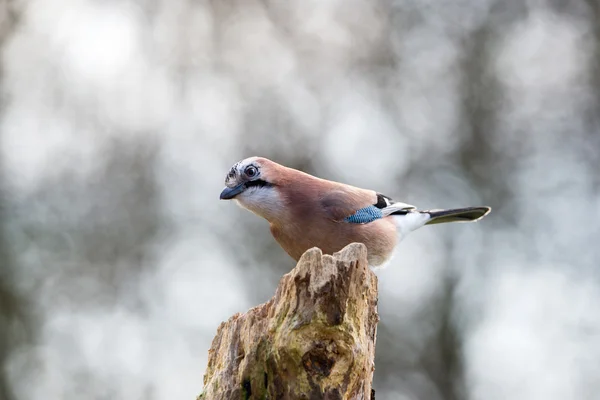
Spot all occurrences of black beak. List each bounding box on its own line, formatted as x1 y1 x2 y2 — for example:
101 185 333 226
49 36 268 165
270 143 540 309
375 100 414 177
220 183 245 200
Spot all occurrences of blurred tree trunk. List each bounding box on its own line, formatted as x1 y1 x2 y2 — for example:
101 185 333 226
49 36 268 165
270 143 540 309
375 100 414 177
199 243 379 400
0 3 29 400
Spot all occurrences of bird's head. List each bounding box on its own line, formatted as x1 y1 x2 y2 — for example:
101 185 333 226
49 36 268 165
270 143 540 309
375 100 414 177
220 157 283 220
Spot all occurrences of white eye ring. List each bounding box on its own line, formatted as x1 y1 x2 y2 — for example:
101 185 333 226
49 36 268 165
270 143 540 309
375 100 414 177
245 165 258 178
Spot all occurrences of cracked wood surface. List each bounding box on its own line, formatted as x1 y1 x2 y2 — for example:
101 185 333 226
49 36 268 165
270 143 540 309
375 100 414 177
199 243 379 400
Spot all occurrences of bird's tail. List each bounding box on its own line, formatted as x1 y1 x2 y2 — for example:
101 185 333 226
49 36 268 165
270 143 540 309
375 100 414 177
423 206 491 225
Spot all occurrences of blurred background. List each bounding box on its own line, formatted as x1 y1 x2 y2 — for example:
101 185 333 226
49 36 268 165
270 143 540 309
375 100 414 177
1 0 600 399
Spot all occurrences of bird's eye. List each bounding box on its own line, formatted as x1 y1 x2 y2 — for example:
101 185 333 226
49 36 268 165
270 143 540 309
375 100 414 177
245 165 258 178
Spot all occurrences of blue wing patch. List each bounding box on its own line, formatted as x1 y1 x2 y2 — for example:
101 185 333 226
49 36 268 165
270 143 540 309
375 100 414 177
344 205 383 224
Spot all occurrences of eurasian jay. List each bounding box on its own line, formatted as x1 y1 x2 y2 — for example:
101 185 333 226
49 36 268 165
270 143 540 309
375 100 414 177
220 157 491 268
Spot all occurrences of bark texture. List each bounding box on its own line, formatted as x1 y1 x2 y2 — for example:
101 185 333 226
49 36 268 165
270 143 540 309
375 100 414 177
199 243 379 400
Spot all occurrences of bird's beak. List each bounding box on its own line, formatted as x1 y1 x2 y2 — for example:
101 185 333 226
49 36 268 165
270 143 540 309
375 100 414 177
220 183 245 200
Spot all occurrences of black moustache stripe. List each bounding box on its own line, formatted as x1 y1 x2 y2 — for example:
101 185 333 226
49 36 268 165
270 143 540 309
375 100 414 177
245 180 272 189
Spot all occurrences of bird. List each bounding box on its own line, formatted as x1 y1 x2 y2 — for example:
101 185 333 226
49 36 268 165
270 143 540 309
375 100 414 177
220 156 491 268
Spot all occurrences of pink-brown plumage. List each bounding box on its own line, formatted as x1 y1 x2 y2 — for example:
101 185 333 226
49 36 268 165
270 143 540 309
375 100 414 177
255 158 398 264
220 157 491 267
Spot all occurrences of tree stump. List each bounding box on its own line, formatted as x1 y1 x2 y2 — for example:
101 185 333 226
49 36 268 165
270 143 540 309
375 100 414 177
199 243 379 400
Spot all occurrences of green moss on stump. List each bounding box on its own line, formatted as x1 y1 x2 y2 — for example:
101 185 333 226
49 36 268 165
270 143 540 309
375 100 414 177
200 243 379 400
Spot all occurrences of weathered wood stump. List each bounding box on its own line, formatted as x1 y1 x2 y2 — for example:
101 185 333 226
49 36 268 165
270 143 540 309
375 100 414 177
199 243 379 400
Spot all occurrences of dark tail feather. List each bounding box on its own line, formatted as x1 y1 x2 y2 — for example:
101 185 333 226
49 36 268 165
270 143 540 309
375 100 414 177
423 206 491 225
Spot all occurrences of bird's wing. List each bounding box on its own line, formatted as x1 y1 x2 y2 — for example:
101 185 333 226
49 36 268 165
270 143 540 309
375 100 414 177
380 201 417 216
320 187 378 222
321 188 415 224
372 193 416 216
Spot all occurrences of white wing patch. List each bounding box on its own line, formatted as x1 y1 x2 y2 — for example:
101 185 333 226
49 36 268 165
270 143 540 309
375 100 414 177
380 201 417 217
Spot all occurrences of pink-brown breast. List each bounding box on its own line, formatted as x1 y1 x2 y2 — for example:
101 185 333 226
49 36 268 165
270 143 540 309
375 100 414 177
269 216 398 266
